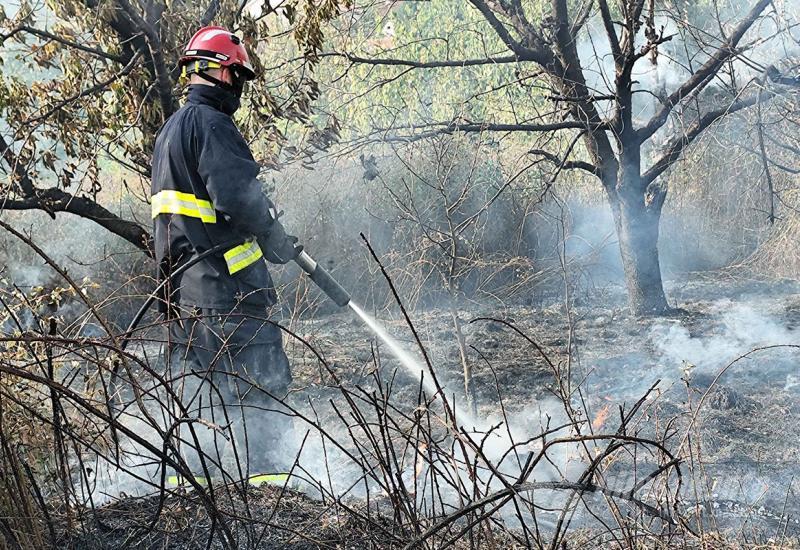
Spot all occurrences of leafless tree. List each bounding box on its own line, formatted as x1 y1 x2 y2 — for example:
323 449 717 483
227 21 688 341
335 0 800 314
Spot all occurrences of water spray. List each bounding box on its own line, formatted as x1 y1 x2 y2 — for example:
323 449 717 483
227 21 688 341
294 250 436 395
295 248 483 428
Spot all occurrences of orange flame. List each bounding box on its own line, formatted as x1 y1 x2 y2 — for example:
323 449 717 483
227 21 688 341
592 403 612 431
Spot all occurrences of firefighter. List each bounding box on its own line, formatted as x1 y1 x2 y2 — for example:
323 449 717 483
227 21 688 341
150 26 299 484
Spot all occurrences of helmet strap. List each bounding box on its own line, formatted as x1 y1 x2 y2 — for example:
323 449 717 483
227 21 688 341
196 70 231 90
196 68 246 98
183 59 246 98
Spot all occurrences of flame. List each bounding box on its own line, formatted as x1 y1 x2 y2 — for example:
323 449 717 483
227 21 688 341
592 403 612 431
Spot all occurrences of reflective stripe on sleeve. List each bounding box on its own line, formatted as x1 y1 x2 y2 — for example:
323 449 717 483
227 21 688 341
151 190 217 223
223 240 263 274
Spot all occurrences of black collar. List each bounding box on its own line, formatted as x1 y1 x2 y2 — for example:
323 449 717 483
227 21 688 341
186 84 240 116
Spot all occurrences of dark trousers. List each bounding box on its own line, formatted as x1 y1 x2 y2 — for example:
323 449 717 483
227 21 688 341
168 307 293 478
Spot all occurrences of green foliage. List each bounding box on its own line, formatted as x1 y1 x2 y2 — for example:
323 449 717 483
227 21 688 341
308 0 548 138
0 0 351 209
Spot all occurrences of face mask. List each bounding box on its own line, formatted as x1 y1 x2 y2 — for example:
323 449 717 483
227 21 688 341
218 92 241 116
195 66 247 101
229 67 248 99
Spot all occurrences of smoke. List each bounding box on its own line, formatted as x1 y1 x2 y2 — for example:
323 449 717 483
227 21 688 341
570 298 800 402
578 17 689 122
647 300 800 523
653 301 796 369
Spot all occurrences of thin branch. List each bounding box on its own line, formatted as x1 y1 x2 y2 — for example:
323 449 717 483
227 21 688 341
756 86 776 223
597 0 622 66
117 0 177 117
24 52 142 126
643 89 767 185
405 470 679 549
0 134 35 197
638 0 773 143
528 148 599 175
369 119 609 144
467 0 547 63
200 0 222 26
4 25 125 63
324 52 522 68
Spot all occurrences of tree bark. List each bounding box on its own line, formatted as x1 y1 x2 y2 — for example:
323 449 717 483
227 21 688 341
608 187 669 315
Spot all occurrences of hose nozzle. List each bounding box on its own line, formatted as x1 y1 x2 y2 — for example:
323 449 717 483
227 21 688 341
294 251 351 307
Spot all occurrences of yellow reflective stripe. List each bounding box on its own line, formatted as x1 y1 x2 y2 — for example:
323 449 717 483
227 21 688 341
223 240 263 274
167 473 290 487
248 473 289 486
151 190 216 223
153 189 214 210
167 475 208 486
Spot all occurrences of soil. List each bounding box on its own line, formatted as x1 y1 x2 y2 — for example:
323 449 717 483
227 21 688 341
62 276 800 548
283 276 800 538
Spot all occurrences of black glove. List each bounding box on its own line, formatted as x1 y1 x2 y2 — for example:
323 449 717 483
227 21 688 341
260 220 302 264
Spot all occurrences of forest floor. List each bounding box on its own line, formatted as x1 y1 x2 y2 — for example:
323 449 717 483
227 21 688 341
63 275 800 548
284 274 800 542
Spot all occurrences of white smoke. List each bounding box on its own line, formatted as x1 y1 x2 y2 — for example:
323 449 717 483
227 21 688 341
650 300 798 377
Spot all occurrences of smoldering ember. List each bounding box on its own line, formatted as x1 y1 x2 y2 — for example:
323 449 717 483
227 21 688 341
3 1 800 549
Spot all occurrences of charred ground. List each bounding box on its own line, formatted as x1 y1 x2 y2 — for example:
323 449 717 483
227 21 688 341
48 277 800 548
53 276 800 549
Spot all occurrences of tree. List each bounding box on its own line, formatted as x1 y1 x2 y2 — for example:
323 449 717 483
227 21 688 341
328 0 800 314
0 0 348 255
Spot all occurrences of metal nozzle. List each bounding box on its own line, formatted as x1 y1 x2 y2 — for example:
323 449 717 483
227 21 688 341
294 251 351 307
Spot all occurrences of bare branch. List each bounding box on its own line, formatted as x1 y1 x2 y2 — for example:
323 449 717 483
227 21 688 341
365 119 610 145
643 90 767 185
0 187 152 254
570 0 595 36
528 148 599 175
638 0 773 142
200 0 222 26
467 0 549 64
325 52 521 68
597 0 622 66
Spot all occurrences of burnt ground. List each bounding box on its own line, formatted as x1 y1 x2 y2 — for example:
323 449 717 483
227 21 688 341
62 276 800 548
281 275 800 541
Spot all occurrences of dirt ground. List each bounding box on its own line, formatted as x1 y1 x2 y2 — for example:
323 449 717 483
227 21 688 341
282 275 800 540
60 276 800 548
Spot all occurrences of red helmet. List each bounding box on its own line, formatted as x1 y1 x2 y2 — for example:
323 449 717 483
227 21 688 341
180 26 255 80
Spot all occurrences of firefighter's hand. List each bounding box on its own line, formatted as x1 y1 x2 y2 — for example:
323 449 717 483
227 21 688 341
262 221 302 264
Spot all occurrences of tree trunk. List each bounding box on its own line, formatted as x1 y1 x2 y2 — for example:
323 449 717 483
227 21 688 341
608 189 670 316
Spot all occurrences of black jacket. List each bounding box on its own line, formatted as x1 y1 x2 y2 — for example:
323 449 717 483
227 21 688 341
151 85 277 311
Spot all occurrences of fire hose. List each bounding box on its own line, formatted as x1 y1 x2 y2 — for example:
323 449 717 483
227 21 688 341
120 240 350 351
108 238 351 459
